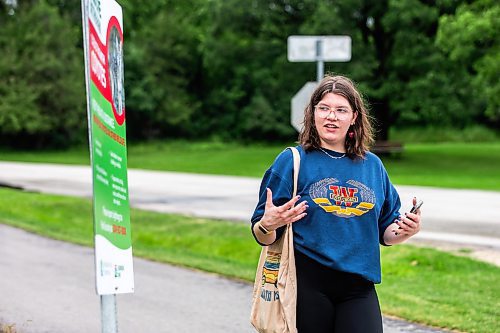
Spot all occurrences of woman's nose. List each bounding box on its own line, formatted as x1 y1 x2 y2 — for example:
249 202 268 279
326 110 337 120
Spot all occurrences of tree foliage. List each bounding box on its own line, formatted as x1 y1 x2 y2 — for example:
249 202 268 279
0 0 497 148
122 0 204 139
0 0 85 148
198 0 482 140
437 0 500 122
200 0 318 141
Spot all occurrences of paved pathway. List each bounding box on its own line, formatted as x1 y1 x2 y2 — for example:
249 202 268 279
0 224 449 333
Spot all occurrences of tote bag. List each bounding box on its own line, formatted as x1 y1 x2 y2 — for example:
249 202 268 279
250 147 300 333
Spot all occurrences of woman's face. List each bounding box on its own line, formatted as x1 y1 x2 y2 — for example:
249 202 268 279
314 93 357 152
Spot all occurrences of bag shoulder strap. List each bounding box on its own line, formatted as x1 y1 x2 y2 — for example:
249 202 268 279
288 147 300 197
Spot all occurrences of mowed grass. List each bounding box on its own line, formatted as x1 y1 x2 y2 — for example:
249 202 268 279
379 246 499 332
384 143 500 191
1 141 500 191
1 187 499 333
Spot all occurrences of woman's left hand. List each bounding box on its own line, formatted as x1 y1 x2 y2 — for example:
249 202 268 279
394 197 421 237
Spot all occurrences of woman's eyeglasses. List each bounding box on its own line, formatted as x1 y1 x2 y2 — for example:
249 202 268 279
314 104 352 120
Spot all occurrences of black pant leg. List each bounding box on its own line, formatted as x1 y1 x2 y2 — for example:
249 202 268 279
295 250 334 333
334 286 383 333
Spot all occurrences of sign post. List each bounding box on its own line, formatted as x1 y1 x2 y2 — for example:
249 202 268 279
316 40 324 82
82 0 133 331
288 35 352 131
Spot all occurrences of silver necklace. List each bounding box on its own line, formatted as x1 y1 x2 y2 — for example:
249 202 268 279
319 147 346 160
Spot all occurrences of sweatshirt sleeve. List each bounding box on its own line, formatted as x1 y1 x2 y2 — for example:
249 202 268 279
251 149 294 245
378 164 401 246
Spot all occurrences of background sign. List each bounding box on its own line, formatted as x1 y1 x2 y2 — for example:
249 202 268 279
83 0 133 295
288 35 352 131
287 35 352 62
291 81 317 132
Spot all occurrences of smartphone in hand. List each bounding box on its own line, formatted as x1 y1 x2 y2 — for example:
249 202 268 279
410 200 424 214
394 200 423 235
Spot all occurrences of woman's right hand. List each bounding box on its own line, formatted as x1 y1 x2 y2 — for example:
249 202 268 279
259 188 308 231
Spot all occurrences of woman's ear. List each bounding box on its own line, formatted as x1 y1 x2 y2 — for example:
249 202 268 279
351 111 358 125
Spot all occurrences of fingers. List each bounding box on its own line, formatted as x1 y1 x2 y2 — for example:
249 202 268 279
290 212 307 223
265 188 274 208
276 195 301 213
394 197 422 236
288 200 308 218
393 221 411 236
406 211 420 223
262 188 308 228
394 213 420 236
277 200 308 221
262 201 308 230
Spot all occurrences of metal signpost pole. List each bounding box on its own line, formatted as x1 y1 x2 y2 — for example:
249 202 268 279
101 295 118 333
316 39 324 82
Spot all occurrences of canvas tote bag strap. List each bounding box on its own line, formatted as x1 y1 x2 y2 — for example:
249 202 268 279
288 147 300 197
279 146 300 333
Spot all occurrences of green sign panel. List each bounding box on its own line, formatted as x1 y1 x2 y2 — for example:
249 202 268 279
83 0 133 295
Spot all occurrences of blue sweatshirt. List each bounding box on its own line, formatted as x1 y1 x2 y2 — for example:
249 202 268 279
251 146 401 284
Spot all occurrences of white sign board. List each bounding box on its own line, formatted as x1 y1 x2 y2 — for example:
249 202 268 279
291 82 317 132
82 0 134 295
287 35 351 62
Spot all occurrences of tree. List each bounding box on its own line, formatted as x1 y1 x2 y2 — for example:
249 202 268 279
121 0 205 139
200 0 318 141
0 0 85 148
437 0 500 123
200 0 471 142
302 0 474 139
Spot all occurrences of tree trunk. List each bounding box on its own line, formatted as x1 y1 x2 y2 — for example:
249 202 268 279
369 0 392 142
371 98 390 141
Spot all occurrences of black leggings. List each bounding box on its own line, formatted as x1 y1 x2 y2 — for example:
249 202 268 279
295 250 383 333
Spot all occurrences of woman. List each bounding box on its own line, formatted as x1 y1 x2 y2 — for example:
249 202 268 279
251 75 421 332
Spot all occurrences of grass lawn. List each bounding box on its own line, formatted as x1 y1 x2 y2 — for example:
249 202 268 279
384 143 500 191
0 187 498 333
1 141 499 191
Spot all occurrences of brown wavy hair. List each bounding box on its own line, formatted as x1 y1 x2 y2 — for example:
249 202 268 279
298 75 374 159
